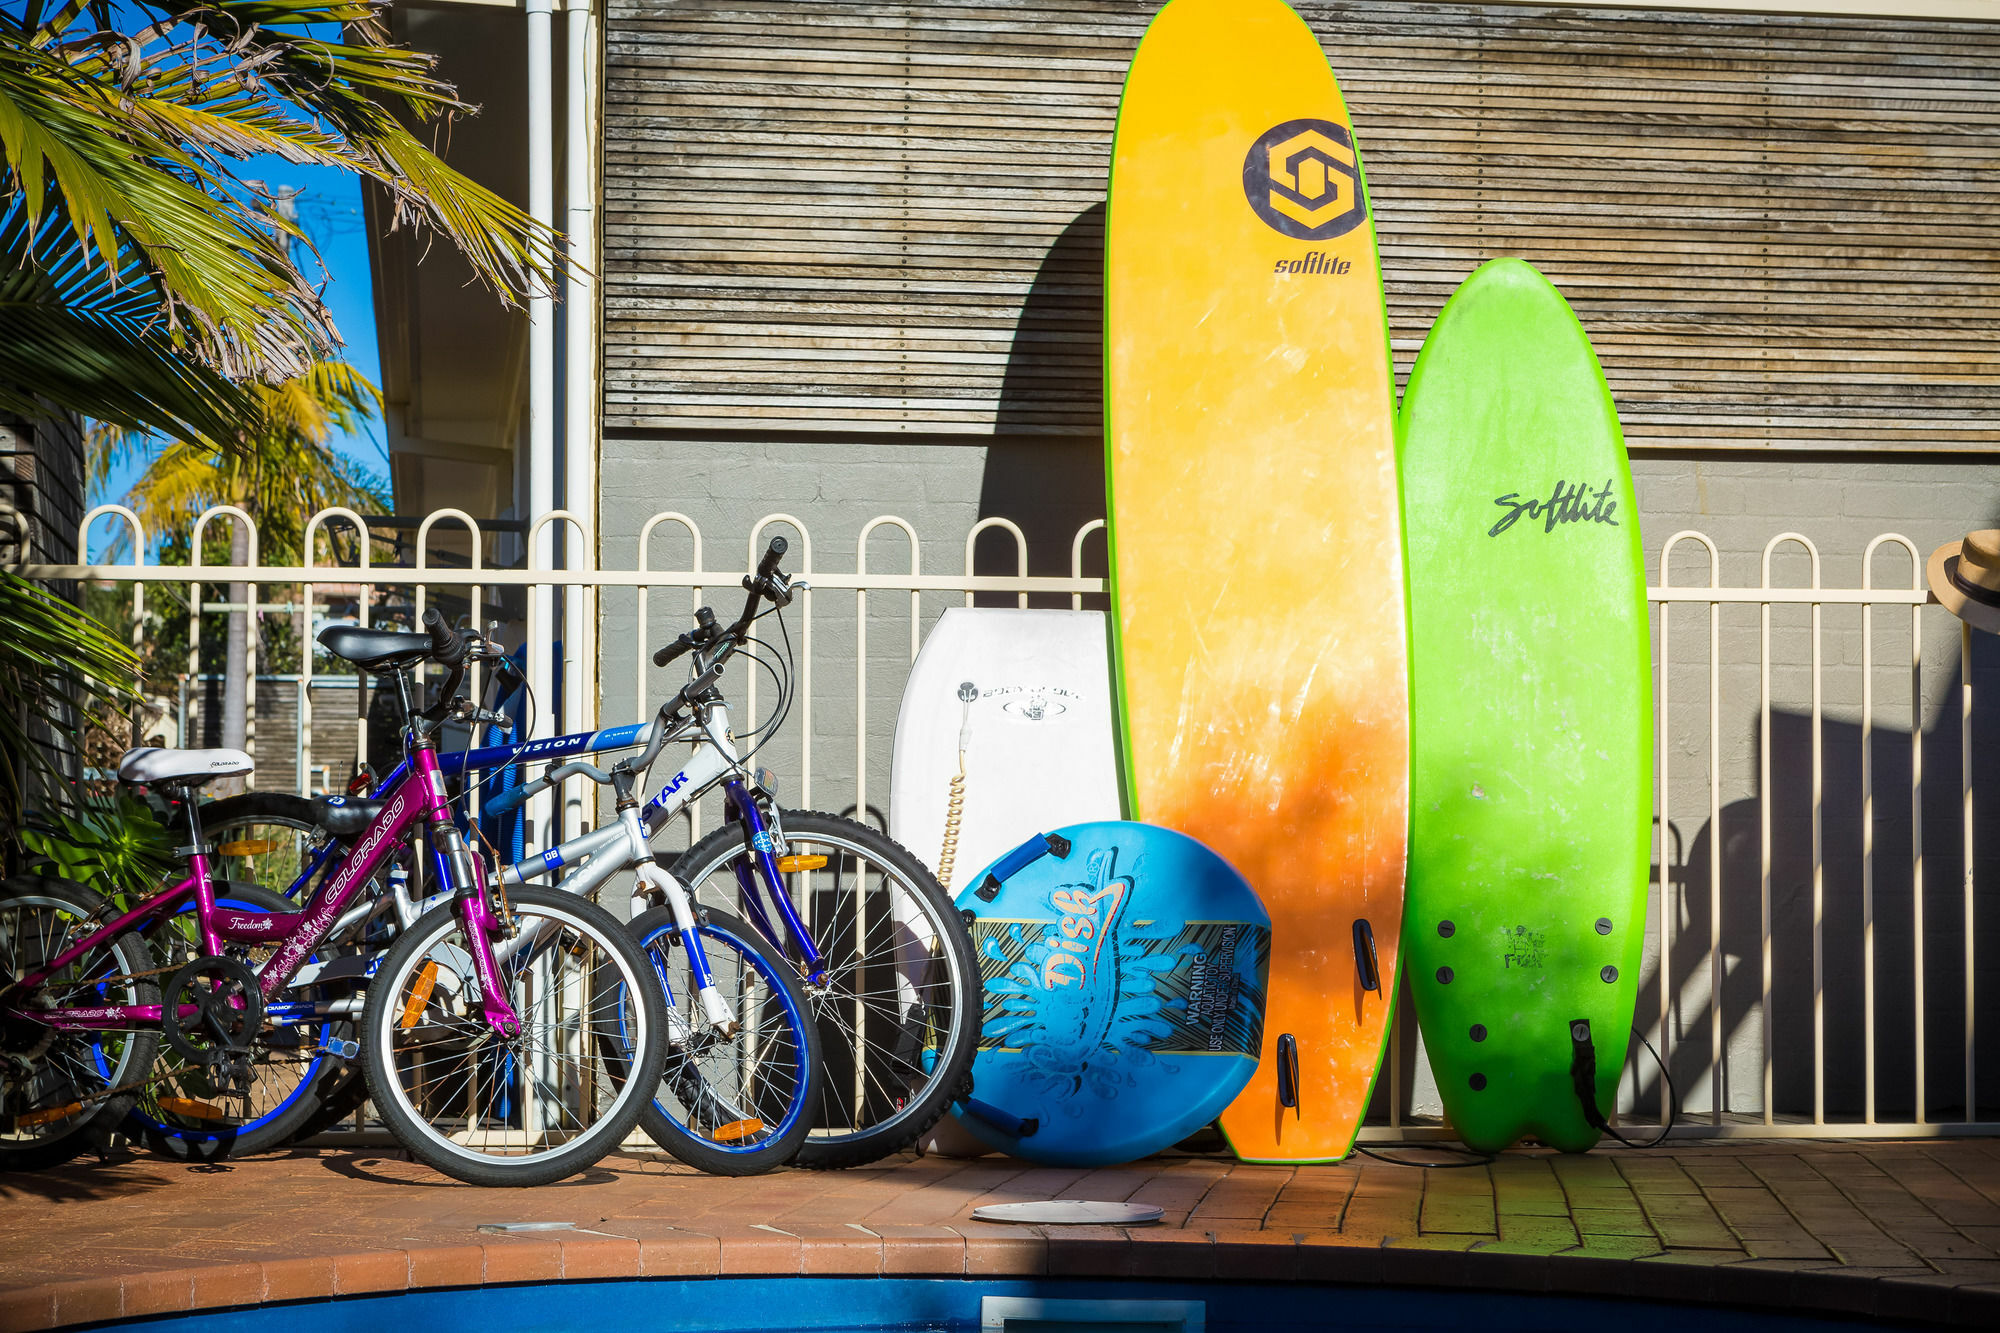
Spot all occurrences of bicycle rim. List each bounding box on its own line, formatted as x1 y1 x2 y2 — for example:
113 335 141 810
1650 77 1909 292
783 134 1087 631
0 884 157 1162
129 886 338 1159
634 912 816 1162
365 891 657 1179
674 814 976 1158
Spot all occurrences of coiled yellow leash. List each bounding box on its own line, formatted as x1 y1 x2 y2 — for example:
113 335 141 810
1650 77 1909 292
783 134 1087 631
937 681 977 890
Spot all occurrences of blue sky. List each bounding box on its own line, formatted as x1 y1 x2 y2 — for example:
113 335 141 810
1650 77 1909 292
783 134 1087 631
87 156 386 556
84 6 389 556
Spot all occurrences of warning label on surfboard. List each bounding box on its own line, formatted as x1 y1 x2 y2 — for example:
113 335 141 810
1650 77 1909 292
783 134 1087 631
971 916 1270 1058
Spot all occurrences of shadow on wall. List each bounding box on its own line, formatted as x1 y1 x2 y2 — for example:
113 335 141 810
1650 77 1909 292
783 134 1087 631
980 203 1108 606
1642 662 2000 1125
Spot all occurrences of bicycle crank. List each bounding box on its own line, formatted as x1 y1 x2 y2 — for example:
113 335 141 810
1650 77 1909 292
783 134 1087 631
161 955 265 1068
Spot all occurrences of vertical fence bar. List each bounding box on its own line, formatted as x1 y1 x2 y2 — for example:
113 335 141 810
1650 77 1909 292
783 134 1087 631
636 513 703 840
1656 566 1673 1126
77 506 148 749
1759 574 1775 1124
856 517 920 824
1070 520 1106 612
1863 558 1878 1123
1662 533 1721 1124
1811 582 1824 1126
1913 583 1927 1125
1964 621 1976 1123
1759 533 1821 1125
1860 536 1921 1128
966 519 1029 611
189 507 258 764
747 517 811 811
1708 579 1723 1123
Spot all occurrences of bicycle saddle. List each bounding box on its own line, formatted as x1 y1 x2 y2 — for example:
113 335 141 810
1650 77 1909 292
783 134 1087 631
118 747 254 786
317 625 435 673
313 793 386 836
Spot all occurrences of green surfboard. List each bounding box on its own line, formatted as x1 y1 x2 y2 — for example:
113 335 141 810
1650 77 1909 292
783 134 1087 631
1398 258 1652 1154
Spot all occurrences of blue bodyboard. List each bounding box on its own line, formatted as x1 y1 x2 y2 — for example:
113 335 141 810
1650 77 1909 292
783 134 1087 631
948 820 1271 1166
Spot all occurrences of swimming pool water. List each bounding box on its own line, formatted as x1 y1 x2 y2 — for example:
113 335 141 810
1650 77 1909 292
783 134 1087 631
113 1276 1919 1333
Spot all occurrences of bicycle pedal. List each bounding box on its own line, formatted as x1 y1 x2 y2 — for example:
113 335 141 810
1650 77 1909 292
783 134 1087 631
320 1039 360 1060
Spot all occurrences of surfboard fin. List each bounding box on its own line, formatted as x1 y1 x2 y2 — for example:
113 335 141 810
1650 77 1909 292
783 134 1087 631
1568 1018 1610 1131
1352 918 1381 992
1275 1033 1301 1117
961 1097 1038 1139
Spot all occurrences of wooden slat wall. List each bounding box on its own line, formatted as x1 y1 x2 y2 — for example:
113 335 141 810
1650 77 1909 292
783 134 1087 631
603 1 2000 450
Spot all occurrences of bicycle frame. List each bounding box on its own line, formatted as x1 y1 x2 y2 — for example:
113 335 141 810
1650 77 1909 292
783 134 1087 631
3 742 521 1038
363 703 826 985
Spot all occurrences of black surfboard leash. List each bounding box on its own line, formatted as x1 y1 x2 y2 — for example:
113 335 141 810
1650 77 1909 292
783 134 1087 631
1353 1142 1496 1169
1569 1018 1679 1149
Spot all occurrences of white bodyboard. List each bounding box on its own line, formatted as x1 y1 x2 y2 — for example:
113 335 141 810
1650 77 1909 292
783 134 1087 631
892 608 1123 1158
890 608 1123 894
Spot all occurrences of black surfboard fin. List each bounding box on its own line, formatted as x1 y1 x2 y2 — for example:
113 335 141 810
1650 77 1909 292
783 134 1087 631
1568 1018 1611 1131
1352 918 1381 992
961 1097 1037 1139
1275 1032 1301 1117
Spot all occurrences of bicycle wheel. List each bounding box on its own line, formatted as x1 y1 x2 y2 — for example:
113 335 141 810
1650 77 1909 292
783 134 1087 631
622 905 821 1175
0 877 160 1172
288 1062 370 1141
125 883 354 1163
360 885 667 1187
192 792 322 902
667 810 978 1169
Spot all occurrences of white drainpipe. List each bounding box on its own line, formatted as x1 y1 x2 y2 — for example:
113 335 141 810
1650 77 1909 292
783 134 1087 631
562 0 597 841
525 0 557 849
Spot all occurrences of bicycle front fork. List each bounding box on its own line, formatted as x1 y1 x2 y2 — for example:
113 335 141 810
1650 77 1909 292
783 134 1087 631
633 858 738 1038
722 780 826 986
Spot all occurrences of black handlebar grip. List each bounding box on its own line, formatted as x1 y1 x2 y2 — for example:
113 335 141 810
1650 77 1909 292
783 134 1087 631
757 536 788 579
653 636 692 669
422 608 469 667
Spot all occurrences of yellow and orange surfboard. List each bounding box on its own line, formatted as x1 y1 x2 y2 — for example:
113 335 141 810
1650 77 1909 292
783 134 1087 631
1104 0 1405 1163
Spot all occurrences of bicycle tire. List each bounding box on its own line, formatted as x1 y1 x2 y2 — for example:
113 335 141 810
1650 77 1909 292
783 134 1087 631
0 877 161 1172
194 792 321 903
360 885 667 1187
196 790 394 1149
666 810 979 1169
124 883 354 1163
289 1064 371 1142
620 905 822 1175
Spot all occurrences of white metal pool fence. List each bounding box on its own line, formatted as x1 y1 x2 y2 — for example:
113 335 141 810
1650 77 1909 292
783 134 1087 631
14 505 1999 1143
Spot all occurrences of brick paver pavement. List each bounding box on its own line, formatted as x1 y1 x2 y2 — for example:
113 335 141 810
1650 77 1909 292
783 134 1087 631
4 1138 2000 1328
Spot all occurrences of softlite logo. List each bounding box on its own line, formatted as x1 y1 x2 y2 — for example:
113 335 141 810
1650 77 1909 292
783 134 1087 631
1242 118 1366 241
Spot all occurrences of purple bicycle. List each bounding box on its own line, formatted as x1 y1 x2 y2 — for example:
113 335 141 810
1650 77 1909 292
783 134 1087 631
0 613 668 1186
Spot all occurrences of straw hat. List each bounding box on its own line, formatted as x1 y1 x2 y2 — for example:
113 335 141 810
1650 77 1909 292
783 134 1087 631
1927 530 2000 635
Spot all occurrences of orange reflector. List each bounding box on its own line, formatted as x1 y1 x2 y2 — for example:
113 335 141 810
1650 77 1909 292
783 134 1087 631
15 1102 81 1128
776 855 827 873
399 961 439 1029
711 1118 765 1143
219 839 278 856
157 1097 227 1122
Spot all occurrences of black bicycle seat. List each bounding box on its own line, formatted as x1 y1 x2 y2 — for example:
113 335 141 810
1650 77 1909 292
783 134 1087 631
317 625 435 673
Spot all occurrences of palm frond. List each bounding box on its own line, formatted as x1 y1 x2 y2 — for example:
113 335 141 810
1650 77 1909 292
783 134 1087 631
0 568 142 835
0 194 265 440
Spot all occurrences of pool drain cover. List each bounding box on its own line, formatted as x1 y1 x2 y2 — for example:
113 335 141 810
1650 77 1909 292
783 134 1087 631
971 1200 1165 1225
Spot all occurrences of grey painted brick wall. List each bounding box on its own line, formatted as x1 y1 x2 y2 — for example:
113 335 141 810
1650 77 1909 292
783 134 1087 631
600 438 2000 1126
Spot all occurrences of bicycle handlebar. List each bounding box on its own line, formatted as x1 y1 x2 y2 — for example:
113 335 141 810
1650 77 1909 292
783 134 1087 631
485 757 617 816
651 537 791 669
422 608 469 668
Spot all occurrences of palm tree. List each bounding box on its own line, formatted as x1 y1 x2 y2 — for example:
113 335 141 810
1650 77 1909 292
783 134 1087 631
0 1 558 441
91 362 391 767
